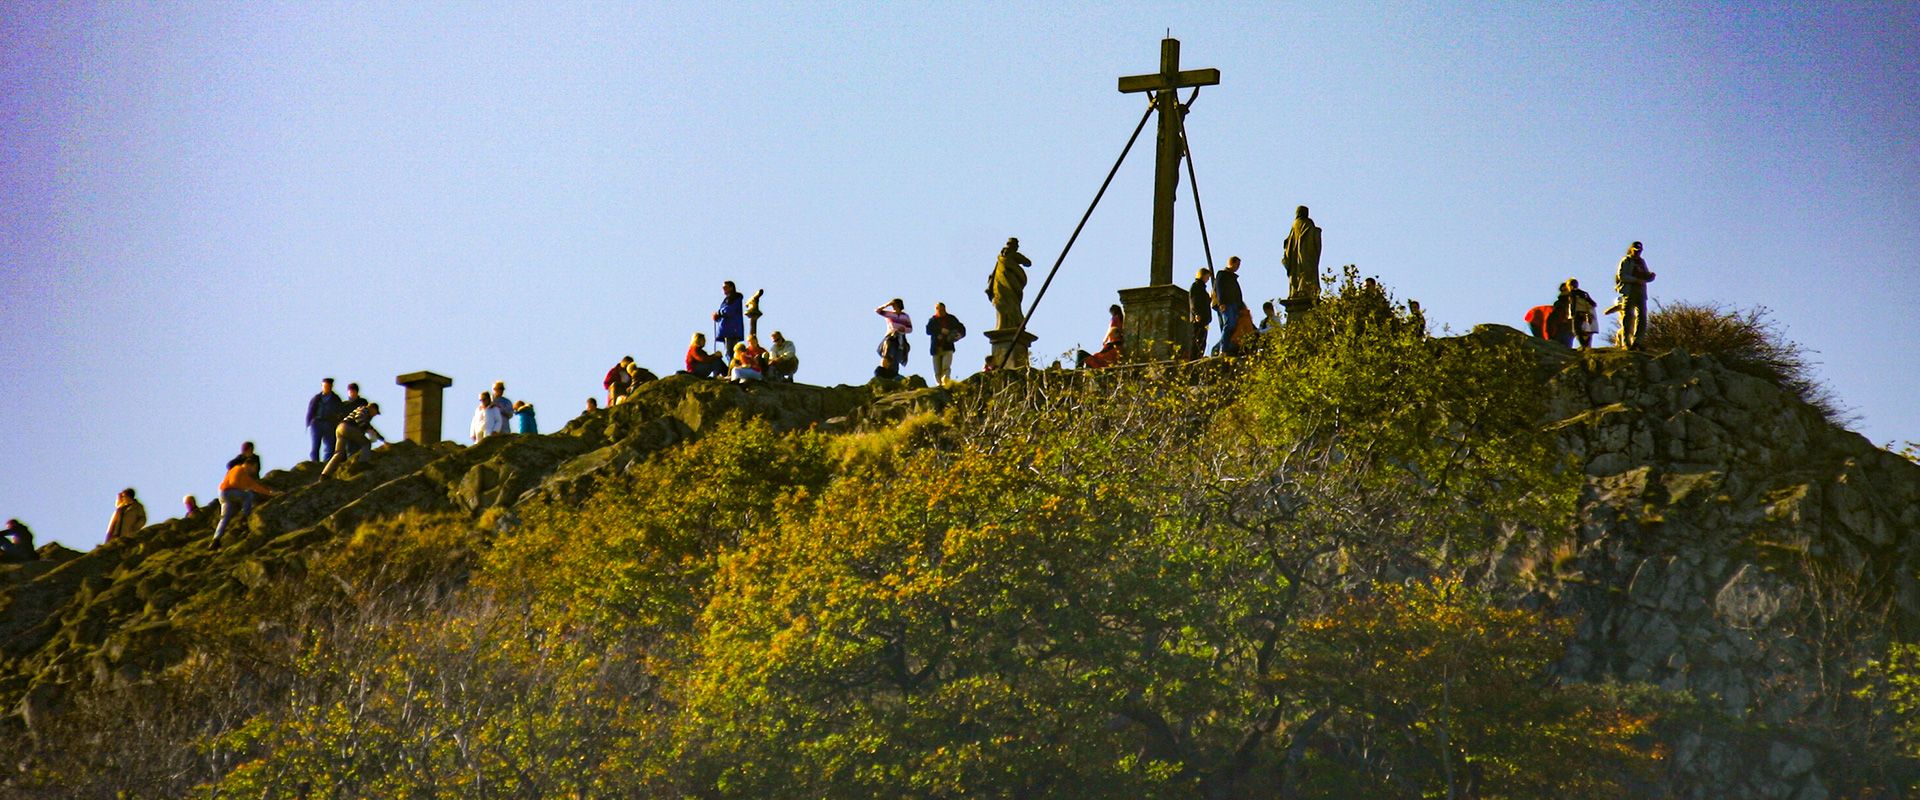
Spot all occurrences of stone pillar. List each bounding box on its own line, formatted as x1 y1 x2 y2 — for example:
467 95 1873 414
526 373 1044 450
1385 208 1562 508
1118 284 1193 363
984 328 1040 370
1281 296 1317 325
394 371 454 445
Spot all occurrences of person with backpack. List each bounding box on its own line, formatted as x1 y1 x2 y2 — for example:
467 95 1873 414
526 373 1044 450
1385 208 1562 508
926 302 967 386
874 299 913 379
1556 278 1600 349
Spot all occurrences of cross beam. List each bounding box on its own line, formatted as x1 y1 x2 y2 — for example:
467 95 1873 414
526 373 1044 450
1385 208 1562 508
1119 37 1218 286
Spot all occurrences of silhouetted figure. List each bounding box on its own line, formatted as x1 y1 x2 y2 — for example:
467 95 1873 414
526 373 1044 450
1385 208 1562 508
1188 267 1212 359
106 487 146 543
987 238 1030 330
1077 305 1125 369
926 303 967 386
3 519 37 562
1284 205 1323 306
586 398 599 412
714 281 746 355
1615 241 1655 349
767 330 799 382
306 377 343 463
875 299 913 379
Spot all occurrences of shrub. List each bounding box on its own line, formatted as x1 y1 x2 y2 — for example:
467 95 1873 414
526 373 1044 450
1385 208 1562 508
1641 301 1843 421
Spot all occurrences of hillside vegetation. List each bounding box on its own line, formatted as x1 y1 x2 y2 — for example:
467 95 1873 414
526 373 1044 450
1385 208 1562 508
3 281 1916 799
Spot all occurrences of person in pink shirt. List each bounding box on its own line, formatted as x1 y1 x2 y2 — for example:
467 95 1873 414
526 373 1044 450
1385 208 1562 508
875 299 913 379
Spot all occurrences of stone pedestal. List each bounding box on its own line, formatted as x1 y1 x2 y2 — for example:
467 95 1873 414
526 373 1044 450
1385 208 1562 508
984 328 1039 370
1281 296 1318 325
1118 284 1193 363
394 371 454 445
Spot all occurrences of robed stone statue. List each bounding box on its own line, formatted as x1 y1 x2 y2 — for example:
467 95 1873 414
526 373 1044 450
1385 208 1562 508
1284 205 1323 303
987 237 1031 330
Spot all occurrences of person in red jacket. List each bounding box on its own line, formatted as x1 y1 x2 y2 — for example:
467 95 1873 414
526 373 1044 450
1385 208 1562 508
1523 304 1555 340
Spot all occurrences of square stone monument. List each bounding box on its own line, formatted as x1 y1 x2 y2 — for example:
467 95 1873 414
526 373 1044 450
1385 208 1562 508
394 371 454 445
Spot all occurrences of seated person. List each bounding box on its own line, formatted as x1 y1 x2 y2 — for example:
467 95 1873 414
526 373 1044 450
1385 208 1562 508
729 342 763 382
1077 305 1125 370
766 330 800 381
742 334 769 371
685 332 726 378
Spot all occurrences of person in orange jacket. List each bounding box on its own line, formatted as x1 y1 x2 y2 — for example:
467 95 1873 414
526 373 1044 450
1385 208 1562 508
213 460 278 546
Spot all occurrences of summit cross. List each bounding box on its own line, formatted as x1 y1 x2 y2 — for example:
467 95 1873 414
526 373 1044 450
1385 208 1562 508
1118 37 1219 287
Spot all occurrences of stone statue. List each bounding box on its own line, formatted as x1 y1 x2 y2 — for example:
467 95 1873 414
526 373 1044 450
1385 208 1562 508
987 237 1031 330
1283 205 1323 303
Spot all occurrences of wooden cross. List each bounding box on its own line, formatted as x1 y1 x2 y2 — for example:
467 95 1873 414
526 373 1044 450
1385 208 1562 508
1119 38 1219 287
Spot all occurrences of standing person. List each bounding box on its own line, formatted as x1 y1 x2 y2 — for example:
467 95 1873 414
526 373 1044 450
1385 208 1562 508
874 299 913 379
339 382 368 420
305 378 343 463
604 356 636 406
1212 257 1247 355
213 460 277 546
489 382 514 436
322 403 385 478
714 281 746 356
925 302 967 386
1559 278 1599 349
471 391 497 443
513 400 538 434
686 332 726 378
1615 241 1655 350
1 520 35 562
766 330 800 381
1284 206 1323 308
106 487 146 543
1188 267 1213 359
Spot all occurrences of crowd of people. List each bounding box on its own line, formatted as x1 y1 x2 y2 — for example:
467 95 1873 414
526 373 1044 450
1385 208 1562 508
9 231 1663 554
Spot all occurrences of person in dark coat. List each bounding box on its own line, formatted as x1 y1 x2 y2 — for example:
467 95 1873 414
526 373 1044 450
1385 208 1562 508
306 378 343 463
1212 258 1247 355
713 280 746 356
926 302 967 386
1188 267 1212 359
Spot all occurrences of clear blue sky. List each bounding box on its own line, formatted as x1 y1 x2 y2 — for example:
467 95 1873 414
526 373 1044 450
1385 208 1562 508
4 2 1916 548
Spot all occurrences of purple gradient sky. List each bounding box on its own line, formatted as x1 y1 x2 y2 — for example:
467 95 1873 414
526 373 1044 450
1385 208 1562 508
4 2 1916 548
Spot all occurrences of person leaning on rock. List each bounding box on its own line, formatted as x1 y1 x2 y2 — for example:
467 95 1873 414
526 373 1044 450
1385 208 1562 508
322 402 386 478
213 460 278 546
106 487 146 543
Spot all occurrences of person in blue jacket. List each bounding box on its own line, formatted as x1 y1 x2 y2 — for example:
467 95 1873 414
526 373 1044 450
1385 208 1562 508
513 400 538 434
713 280 746 356
305 377 343 463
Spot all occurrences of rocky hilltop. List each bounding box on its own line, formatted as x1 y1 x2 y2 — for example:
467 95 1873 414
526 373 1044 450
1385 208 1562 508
2 330 1916 798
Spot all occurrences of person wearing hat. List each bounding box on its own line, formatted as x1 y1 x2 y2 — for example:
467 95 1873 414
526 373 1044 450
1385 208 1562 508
1614 241 1655 349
